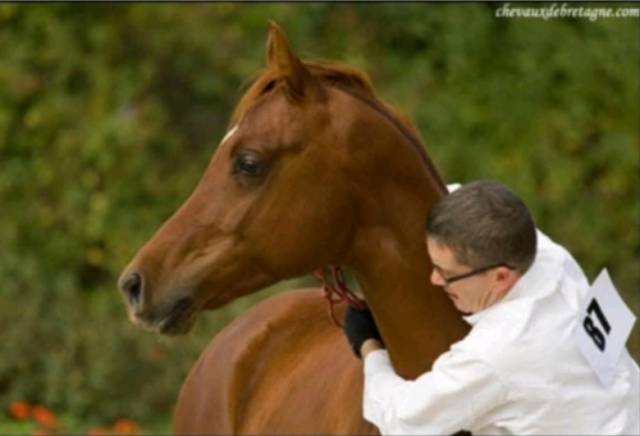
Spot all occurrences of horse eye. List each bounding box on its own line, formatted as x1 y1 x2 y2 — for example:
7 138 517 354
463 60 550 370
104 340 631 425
232 152 267 179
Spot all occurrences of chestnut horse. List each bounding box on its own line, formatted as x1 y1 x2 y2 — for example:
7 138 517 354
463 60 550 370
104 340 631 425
118 23 469 434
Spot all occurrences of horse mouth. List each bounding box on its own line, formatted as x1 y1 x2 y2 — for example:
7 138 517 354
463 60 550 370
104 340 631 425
157 297 196 335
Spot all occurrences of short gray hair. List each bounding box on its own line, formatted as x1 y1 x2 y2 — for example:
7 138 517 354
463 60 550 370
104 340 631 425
426 181 537 274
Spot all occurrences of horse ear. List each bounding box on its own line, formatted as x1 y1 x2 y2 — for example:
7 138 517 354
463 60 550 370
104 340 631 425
266 21 315 100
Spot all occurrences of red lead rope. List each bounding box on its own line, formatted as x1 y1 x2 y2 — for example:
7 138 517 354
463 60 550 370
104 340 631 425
313 266 366 327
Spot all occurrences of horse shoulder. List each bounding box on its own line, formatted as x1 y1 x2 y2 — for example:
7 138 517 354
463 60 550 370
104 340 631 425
173 288 377 434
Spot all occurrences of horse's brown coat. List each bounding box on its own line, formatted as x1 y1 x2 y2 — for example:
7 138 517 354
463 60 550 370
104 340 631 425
119 23 470 433
174 289 375 434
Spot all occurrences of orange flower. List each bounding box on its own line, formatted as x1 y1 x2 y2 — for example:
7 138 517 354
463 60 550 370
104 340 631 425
87 426 109 436
8 401 31 420
31 405 57 429
113 418 139 435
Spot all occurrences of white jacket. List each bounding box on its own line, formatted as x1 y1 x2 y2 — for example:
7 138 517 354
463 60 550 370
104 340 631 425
363 230 640 434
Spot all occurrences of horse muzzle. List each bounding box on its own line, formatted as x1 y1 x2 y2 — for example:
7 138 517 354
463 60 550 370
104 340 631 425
118 269 197 335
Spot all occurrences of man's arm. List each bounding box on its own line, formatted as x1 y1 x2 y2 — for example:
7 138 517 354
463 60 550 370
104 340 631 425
362 346 505 434
343 307 507 434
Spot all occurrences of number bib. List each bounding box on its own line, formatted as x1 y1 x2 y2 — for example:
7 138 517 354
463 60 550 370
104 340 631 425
574 269 636 387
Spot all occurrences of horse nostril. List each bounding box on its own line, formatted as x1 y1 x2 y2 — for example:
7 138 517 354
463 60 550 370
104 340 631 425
121 272 144 310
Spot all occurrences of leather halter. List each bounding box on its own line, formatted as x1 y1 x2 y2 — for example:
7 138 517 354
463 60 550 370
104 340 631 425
314 266 366 327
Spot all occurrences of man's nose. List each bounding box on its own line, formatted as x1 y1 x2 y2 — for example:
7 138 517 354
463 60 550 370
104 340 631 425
430 268 445 287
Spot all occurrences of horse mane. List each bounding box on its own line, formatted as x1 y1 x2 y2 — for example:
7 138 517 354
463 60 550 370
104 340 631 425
230 60 446 193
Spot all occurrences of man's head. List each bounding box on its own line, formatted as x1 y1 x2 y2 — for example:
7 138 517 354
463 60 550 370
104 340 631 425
426 181 537 314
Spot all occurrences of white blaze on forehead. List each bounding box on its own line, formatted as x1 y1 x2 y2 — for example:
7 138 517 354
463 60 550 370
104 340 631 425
221 125 238 145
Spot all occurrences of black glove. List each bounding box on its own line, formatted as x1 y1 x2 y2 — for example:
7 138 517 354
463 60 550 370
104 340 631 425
343 306 383 358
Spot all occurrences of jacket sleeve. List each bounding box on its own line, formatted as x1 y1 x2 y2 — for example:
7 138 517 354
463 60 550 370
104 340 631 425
363 348 507 435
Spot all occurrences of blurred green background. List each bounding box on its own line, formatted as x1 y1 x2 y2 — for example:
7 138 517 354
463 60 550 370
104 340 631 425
1 3 638 434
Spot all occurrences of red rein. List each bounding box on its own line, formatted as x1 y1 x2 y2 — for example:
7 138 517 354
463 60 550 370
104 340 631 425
313 266 366 327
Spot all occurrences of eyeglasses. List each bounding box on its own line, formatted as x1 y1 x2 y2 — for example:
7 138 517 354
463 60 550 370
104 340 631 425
436 263 515 285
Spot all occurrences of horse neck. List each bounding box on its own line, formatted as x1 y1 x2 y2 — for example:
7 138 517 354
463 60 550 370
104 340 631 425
324 84 469 378
352 225 470 379
350 185 469 379
339 103 469 379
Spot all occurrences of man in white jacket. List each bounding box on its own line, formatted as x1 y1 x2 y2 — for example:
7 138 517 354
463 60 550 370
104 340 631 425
344 181 639 435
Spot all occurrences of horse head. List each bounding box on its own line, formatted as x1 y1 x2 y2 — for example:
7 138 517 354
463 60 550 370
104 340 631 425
118 23 441 335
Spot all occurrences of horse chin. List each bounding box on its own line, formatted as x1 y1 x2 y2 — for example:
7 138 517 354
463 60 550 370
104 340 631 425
158 315 197 335
130 297 198 336
158 297 198 335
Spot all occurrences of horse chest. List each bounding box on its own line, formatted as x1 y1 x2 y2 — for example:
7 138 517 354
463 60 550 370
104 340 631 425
174 289 378 435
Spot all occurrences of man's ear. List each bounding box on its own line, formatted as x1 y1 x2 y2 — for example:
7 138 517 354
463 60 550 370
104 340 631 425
494 267 519 296
266 21 317 100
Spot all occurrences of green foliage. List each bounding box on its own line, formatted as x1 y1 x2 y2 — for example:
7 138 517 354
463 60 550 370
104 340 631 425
0 3 637 430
